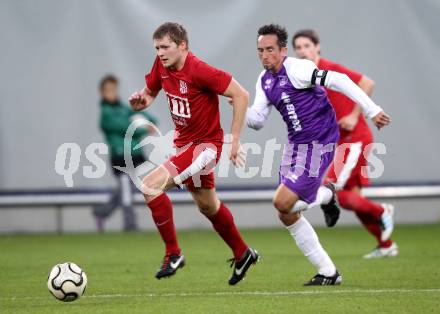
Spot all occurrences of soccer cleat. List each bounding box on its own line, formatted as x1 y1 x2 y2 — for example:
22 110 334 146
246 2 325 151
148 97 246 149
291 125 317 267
363 242 399 259
320 182 341 227
228 248 260 286
380 203 395 241
304 271 342 286
155 253 185 279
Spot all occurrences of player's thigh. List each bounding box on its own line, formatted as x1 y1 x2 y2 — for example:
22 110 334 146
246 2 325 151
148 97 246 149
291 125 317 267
190 188 220 216
170 143 220 188
332 142 364 189
142 165 176 201
325 161 337 185
343 141 372 190
273 183 301 213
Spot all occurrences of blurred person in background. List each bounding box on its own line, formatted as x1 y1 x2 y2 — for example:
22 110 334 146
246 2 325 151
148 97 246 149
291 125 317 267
94 74 158 232
292 29 397 258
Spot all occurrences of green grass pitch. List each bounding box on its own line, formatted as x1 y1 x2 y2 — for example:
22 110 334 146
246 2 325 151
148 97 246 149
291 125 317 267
1 224 439 313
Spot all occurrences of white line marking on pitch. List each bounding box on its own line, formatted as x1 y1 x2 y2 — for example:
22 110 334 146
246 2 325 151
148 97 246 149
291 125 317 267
2 288 440 301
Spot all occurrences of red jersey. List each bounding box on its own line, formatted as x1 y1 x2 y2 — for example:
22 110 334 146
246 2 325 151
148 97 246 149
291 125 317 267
145 52 232 147
318 57 372 142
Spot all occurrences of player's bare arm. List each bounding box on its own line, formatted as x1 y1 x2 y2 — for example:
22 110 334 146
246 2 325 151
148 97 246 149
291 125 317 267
129 86 158 111
339 75 375 131
222 78 249 166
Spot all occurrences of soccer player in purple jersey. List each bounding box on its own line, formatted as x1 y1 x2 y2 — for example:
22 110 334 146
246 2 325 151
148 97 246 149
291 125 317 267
246 24 390 285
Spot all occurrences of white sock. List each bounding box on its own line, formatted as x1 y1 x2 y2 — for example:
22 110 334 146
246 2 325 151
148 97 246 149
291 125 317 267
316 186 333 205
292 186 333 213
286 216 337 276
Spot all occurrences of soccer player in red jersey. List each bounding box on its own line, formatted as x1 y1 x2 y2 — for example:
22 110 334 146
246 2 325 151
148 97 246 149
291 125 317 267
129 22 259 284
292 29 398 258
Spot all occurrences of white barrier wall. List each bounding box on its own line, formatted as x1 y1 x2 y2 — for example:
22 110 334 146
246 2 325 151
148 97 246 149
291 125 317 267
0 198 439 234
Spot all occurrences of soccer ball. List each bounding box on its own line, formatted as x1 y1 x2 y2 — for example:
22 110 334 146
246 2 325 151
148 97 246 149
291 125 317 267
47 262 87 302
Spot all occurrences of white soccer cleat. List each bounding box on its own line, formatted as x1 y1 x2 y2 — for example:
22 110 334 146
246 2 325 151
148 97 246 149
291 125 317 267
380 203 395 242
363 242 399 259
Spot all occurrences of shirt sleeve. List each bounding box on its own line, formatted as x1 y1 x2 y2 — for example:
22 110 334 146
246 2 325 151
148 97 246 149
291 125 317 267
325 71 382 119
284 58 325 89
144 57 162 92
193 61 232 94
246 71 272 130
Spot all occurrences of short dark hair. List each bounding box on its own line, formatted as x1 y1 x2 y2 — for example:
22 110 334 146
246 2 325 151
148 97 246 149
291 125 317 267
257 24 288 48
153 22 189 47
292 29 320 47
99 74 118 91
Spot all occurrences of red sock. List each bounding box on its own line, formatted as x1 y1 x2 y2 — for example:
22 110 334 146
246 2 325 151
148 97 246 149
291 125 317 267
207 203 248 260
337 190 384 221
337 190 392 247
356 212 393 248
147 193 181 256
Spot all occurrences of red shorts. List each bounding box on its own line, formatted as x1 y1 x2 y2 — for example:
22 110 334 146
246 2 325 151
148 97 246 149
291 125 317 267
325 139 372 190
163 142 222 192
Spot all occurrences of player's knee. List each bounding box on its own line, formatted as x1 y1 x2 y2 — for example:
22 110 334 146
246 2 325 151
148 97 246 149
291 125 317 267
142 176 164 199
278 211 301 226
141 176 154 192
273 196 293 214
143 168 172 195
197 201 210 213
198 204 217 216
195 199 217 216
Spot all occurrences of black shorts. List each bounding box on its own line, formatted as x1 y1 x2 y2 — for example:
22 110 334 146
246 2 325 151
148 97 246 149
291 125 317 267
110 155 146 176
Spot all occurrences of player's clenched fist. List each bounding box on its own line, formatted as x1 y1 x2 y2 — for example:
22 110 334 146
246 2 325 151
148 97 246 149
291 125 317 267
372 111 391 130
129 89 147 111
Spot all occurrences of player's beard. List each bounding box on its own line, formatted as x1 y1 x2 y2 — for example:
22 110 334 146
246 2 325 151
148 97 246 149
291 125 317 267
263 63 274 71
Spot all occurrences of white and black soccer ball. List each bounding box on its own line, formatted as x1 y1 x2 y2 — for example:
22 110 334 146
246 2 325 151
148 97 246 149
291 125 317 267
47 262 87 302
